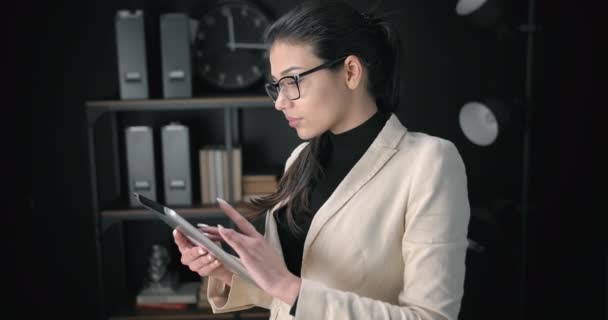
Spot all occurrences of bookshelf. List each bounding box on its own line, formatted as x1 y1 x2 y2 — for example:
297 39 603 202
85 96 274 319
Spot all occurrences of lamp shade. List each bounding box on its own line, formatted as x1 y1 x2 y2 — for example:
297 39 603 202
455 0 503 28
456 0 487 16
458 99 510 146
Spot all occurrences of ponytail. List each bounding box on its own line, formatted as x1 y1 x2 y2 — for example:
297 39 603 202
371 16 401 112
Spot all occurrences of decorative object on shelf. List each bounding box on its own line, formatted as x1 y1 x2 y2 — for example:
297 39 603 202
137 244 200 306
146 244 176 291
115 10 149 99
160 13 193 98
191 0 274 91
161 122 193 207
125 126 157 207
137 244 179 303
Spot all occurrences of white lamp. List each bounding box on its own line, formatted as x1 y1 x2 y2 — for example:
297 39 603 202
458 99 510 146
456 0 487 16
455 0 504 28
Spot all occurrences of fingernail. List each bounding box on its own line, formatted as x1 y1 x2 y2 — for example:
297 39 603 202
208 255 213 261
216 198 227 205
173 230 177 237
215 260 220 265
203 232 211 237
198 248 205 255
197 223 209 228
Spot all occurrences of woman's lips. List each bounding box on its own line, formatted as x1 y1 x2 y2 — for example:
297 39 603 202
287 117 301 128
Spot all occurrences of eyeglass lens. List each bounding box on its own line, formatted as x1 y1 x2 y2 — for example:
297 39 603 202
265 77 299 101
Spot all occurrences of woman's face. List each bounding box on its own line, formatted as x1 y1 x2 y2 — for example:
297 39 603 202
269 41 351 140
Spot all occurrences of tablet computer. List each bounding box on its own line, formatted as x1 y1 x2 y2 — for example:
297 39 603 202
132 192 257 288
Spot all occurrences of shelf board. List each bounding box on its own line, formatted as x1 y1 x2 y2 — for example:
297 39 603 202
101 207 227 221
99 204 254 231
86 96 273 112
108 306 269 320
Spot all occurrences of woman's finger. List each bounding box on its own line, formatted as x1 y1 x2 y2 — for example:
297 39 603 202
197 224 224 241
181 247 196 264
216 198 259 237
182 246 208 264
217 225 249 258
197 223 216 231
197 224 220 235
198 226 220 235
188 251 215 271
205 234 223 242
196 259 222 277
173 229 193 252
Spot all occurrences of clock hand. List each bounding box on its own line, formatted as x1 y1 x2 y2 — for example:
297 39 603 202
225 9 236 52
229 42 268 50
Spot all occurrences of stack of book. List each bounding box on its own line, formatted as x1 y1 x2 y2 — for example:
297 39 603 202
242 174 278 202
136 281 200 311
199 146 242 204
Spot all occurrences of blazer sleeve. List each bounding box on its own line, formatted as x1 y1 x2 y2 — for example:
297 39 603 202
207 273 273 312
207 142 310 313
294 139 471 320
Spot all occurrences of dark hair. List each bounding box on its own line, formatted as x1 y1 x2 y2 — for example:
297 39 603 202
244 0 401 235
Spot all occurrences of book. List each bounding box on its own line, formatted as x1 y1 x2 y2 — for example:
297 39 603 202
136 303 189 310
199 149 210 205
231 147 243 202
242 174 278 194
200 146 244 204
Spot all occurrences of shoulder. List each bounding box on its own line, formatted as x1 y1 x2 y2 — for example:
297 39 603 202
402 131 459 155
397 131 465 170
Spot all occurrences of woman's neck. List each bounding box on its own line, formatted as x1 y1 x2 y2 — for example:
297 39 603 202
329 96 378 134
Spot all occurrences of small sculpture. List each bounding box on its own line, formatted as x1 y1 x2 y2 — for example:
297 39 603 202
144 244 178 293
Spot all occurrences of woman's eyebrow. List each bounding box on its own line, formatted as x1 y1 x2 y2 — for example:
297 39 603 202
280 66 303 76
270 66 304 81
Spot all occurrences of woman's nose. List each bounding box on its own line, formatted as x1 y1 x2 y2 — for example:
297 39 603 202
274 93 291 111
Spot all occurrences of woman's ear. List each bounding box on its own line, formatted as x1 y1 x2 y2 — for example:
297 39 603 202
343 55 365 90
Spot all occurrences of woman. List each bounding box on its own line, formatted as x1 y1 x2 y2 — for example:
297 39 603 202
174 1 470 319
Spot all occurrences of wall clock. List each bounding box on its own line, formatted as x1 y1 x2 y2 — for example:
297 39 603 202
192 0 273 91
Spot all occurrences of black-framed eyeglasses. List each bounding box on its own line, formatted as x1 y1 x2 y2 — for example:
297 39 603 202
264 56 347 102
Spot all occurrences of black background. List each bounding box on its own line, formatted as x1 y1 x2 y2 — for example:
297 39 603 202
7 0 601 319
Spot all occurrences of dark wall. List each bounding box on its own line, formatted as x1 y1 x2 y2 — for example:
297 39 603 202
15 0 600 319
527 2 600 319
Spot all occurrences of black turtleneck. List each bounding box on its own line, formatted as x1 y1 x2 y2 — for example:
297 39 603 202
275 111 390 315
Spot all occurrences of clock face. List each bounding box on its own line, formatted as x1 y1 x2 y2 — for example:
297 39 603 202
193 2 272 90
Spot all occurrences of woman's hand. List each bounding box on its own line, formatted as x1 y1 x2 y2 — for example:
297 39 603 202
173 228 233 286
214 198 301 305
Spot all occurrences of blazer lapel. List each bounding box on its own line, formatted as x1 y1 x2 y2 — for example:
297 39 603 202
302 114 407 259
265 201 287 261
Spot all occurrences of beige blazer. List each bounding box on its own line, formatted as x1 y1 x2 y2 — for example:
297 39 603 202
207 114 470 320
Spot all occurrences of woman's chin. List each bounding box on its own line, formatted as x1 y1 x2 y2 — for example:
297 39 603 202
295 127 317 140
